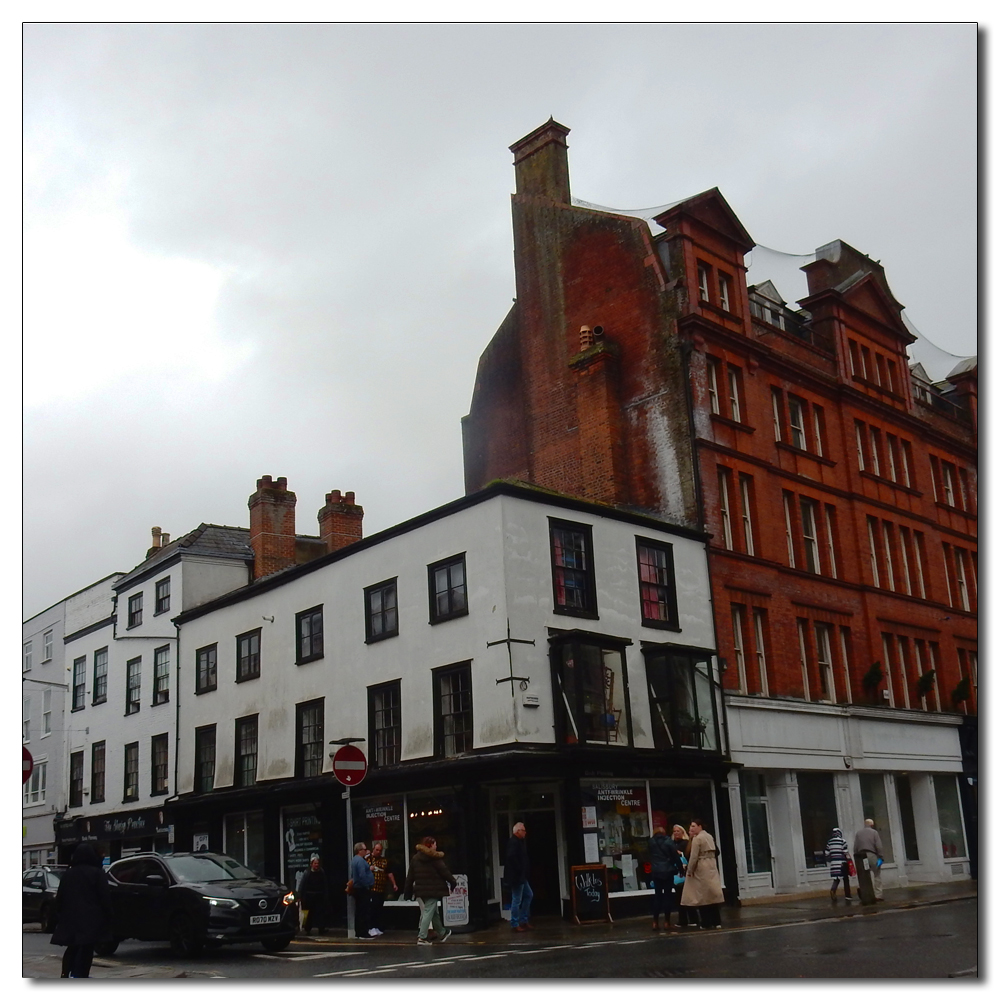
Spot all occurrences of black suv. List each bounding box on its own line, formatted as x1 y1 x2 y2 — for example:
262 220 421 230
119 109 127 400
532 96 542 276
98 852 297 956
23 866 68 932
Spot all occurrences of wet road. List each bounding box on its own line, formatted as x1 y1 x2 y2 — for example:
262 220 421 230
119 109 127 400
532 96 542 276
23 897 977 979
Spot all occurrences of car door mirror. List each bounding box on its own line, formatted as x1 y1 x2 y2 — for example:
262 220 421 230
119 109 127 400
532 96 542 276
144 873 168 886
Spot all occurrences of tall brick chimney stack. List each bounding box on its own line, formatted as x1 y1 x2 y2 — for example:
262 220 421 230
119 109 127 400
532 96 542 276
510 118 571 203
249 476 297 580
318 489 364 554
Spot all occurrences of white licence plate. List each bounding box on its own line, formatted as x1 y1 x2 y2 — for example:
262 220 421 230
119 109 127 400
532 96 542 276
249 913 282 925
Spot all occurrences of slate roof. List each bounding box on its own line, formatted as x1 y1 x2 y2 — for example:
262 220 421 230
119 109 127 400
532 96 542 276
114 523 253 590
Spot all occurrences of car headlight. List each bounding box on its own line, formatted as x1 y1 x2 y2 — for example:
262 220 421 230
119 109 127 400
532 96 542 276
203 896 241 909
283 892 296 907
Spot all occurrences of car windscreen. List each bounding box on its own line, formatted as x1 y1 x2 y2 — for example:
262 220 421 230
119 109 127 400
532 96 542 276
165 855 259 883
46 871 63 885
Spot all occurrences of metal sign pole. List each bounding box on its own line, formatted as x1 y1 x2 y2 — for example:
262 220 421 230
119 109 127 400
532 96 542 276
345 785 355 939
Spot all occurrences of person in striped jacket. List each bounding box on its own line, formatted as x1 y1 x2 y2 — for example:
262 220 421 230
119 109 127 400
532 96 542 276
825 828 852 900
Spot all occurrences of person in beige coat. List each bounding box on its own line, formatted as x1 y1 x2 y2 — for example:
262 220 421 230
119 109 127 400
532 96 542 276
679 819 724 928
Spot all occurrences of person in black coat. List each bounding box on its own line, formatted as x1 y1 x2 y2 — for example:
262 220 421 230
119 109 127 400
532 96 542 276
504 822 533 931
647 825 682 931
50 843 114 978
297 856 331 935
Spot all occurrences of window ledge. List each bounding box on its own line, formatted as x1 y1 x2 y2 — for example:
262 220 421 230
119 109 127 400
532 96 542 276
552 607 600 621
859 470 922 496
365 631 399 645
235 674 261 684
194 686 218 696
296 655 324 666
429 610 470 626
710 413 755 433
776 441 835 467
153 609 170 617
71 706 85 714
641 619 682 632
935 500 975 518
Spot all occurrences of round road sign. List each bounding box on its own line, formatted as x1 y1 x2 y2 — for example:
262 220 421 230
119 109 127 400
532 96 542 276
332 744 367 786
23 746 34 785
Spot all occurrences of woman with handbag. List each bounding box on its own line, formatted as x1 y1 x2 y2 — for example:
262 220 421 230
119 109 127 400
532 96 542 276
825 827 852 900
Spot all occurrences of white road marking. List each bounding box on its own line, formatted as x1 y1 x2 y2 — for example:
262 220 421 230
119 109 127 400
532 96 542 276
948 966 977 978
254 951 354 961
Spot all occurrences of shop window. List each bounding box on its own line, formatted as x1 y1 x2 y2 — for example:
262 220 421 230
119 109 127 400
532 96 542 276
434 663 473 757
407 791 464 875
195 644 217 693
91 742 106 804
740 772 773 874
72 657 86 711
352 796 407 898
125 657 141 715
644 648 719 751
859 773 895 863
235 715 258 788
93 648 108 705
552 636 631 746
635 538 678 629
797 772 839 868
934 776 967 859
154 577 171 615
123 742 139 802
236 629 261 682
365 578 399 643
895 776 920 862
369 680 401 767
69 751 84 808
295 699 324 778
194 725 216 794
296 606 324 664
282 804 324 890
152 646 170 705
428 554 468 624
151 733 169 796
224 811 265 875
580 782 650 893
549 519 598 618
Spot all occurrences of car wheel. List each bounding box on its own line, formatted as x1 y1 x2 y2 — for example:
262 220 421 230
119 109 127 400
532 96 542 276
261 935 293 952
169 914 204 958
94 939 120 957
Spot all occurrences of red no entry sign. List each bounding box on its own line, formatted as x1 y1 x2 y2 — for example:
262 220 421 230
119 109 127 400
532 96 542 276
23 746 34 785
332 744 367 786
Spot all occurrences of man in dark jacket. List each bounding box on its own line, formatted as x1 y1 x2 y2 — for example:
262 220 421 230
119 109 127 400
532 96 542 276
50 843 114 978
505 821 533 932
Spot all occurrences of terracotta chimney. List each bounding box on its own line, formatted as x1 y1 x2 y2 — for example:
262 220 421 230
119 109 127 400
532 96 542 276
318 489 364 553
249 476 297 580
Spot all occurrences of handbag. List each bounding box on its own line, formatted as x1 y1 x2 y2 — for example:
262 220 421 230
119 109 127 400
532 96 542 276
673 874 685 886
847 857 857 877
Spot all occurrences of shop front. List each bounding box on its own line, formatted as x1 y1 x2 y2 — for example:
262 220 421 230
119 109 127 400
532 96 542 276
55 807 174 865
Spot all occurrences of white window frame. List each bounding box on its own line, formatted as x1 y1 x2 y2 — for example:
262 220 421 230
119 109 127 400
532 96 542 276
881 634 896 708
788 398 806 450
771 390 783 442
867 517 881 587
898 527 914 596
885 434 899 483
42 630 53 662
896 636 911 709
783 494 796 568
942 544 955 608
719 274 731 312
954 548 971 611
753 610 769 697
900 440 913 487
718 469 734 549
800 499 820 573
731 606 748 694
739 475 755 556
812 407 824 457
881 522 896 591
815 624 835 702
797 620 811 701
838 627 854 704
23 642 32 673
727 368 741 423
869 427 882 477
855 422 866 470
23 759 47 805
22 697 30 743
942 463 957 507
707 359 720 414
912 531 927 599
698 265 710 301
42 689 51 737
824 506 838 579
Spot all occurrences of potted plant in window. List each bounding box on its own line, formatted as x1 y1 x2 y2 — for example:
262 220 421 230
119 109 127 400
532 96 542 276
862 661 884 704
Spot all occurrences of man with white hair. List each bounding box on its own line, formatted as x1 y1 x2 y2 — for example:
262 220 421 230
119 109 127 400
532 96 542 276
853 819 884 901
505 821 534 931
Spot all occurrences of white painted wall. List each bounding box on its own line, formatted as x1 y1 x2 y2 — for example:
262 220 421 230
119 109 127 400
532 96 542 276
177 492 718 794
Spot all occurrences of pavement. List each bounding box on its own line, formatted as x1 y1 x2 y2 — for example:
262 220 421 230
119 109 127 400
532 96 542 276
22 879 977 979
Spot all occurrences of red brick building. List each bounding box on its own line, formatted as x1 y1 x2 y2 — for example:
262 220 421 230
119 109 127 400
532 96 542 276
464 120 977 896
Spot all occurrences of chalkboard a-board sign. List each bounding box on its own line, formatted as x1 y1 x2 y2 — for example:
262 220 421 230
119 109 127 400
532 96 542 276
569 864 613 925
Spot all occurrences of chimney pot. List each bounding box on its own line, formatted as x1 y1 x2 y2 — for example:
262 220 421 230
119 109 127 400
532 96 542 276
151 526 162 549
345 491 355 504
249 475 297 580
319 489 364 553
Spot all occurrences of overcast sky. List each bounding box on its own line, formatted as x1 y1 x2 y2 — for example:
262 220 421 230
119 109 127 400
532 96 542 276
22 22 977 618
